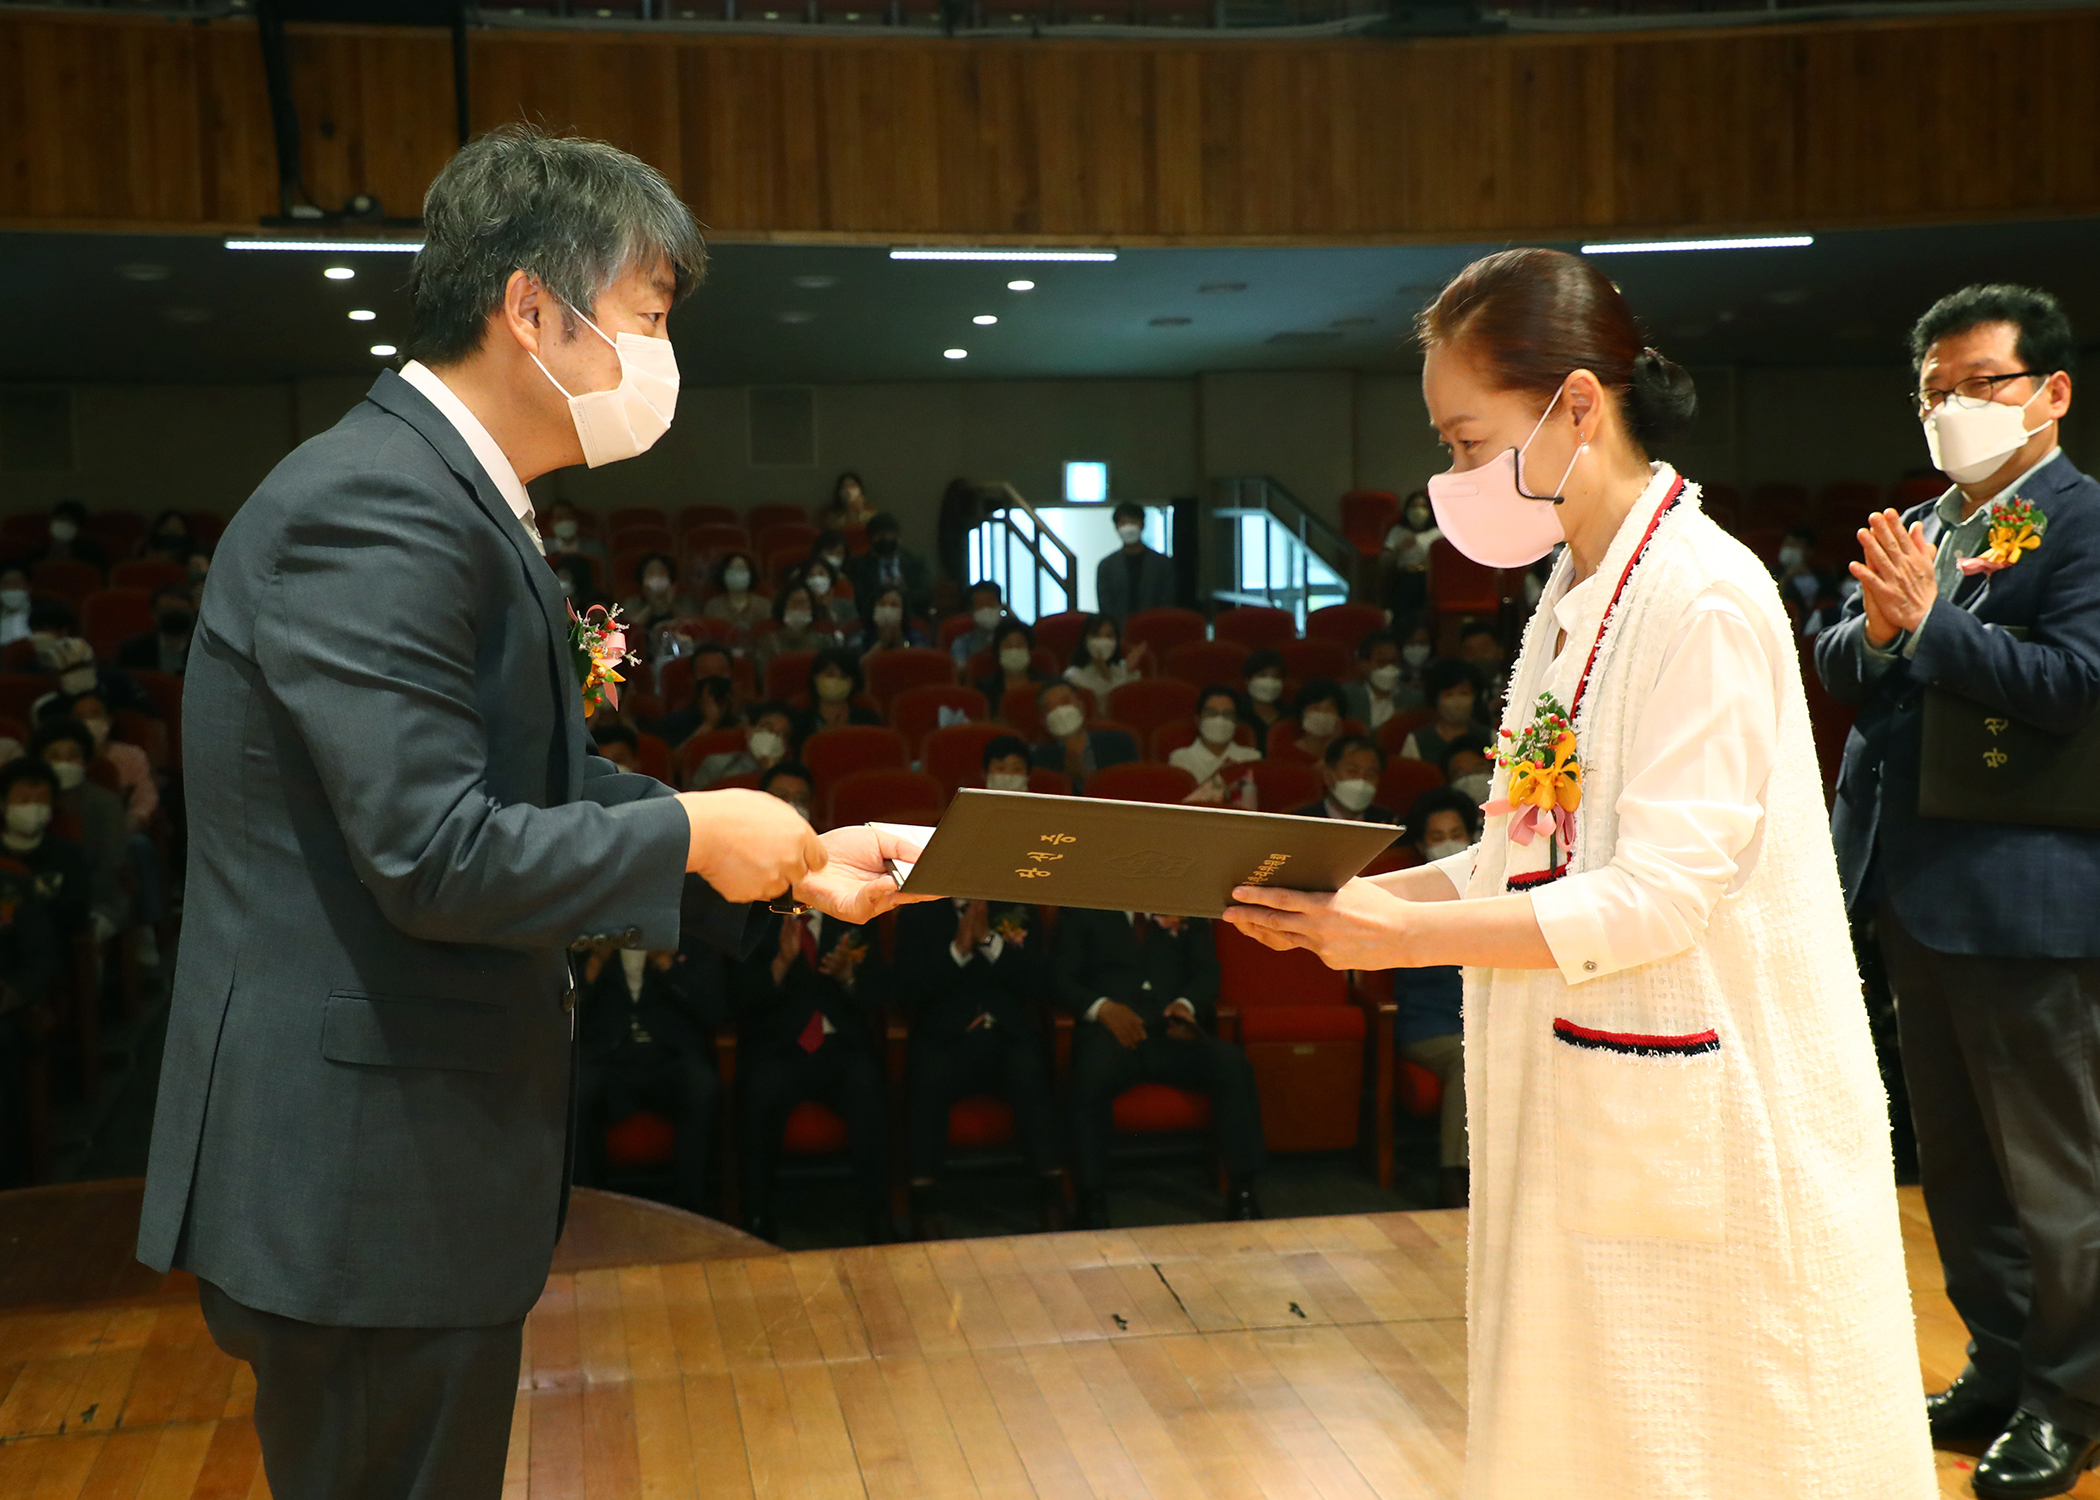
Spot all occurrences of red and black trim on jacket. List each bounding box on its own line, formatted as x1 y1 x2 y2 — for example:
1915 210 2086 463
1552 1017 1720 1057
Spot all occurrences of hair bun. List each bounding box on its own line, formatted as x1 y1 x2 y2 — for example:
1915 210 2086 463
1628 346 1697 444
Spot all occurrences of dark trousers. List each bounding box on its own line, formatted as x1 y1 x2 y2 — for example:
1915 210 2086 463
1881 901 2100 1434
739 1040 888 1214
907 1026 1059 1179
577 1047 718 1211
197 1279 523 1500
1069 1025 1266 1189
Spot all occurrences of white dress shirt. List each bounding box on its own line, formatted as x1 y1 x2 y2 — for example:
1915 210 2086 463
1432 562 1782 986
397 360 541 553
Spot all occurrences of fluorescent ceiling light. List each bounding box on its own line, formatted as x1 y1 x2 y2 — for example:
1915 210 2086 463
1581 235 1813 255
324 267 355 281
891 248 1116 263
223 238 423 253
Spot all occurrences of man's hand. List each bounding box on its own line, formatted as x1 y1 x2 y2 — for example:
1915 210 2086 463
679 789 826 903
1225 878 1415 971
1164 1000 1201 1041
795 825 938 926
1850 509 1938 649
1096 999 1147 1049
953 899 989 959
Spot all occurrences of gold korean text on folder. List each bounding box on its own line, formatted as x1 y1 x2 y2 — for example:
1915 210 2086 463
1242 852 1291 886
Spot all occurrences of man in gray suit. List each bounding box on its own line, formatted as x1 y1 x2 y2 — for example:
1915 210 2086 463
137 126 921 1499
1094 501 1177 622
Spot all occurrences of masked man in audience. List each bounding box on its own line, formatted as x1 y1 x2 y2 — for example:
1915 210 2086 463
32 719 128 945
981 734 1032 793
949 580 1009 667
0 760 92 945
1056 906 1263 1229
692 701 797 790
1817 282 2100 1500
1347 627 1427 730
1029 680 1136 794
575 934 729 1215
32 500 108 572
896 896 1064 1237
1294 735 1400 825
845 511 931 622
115 586 197 677
1094 502 1176 623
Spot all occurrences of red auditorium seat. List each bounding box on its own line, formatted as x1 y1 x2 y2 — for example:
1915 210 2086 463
79 588 153 659
946 1095 1017 1150
748 503 814 533
31 557 101 604
682 523 750 559
1213 606 1296 652
609 506 670 532
826 767 944 831
783 1101 852 1154
999 685 1046 741
891 683 986 756
0 675 44 723
1106 678 1198 741
1084 762 1197 804
935 614 976 651
1278 638 1351 684
1339 489 1401 559
1377 757 1447 815
923 722 1011 801
1029 767 1072 796
765 649 820 702
90 512 146 559
801 726 908 799
1306 602 1387 646
755 522 821 560
1397 1059 1442 1119
1112 1083 1212 1136
1162 640 1248 689
612 525 678 557
109 559 187 593
1376 711 1432 758
1032 611 1090 664
604 1110 678 1171
635 732 674 785
1427 539 1501 620
1123 607 1206 660
863 646 956 710
185 513 227 551
1245 759 1321 813
677 504 741 530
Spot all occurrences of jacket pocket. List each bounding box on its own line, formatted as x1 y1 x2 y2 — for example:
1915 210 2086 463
321 990 518 1075
1552 1018 1724 1244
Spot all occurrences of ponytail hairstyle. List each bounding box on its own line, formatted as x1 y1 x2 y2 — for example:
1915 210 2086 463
1415 248 1697 450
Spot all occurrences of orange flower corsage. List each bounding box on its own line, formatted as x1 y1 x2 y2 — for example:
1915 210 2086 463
1483 692 1583 849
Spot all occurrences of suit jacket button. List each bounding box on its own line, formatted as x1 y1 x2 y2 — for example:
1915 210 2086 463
563 987 579 1012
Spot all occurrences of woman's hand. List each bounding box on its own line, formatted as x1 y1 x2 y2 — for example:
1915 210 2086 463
1223 878 1416 971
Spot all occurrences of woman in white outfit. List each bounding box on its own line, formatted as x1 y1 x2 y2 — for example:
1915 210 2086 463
1226 249 1935 1500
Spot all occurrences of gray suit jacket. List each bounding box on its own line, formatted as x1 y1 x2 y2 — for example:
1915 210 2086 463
138 370 747 1328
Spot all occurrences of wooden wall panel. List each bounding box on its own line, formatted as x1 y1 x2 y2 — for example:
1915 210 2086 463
2 8 2096 242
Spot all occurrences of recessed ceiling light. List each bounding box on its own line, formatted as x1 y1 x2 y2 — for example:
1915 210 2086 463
777 310 815 325
972 314 998 326
370 344 398 357
891 248 1115 263
1007 280 1035 292
116 263 171 283
324 266 356 281
1581 235 1812 255
1148 316 1191 327
791 273 839 289
943 348 968 360
224 238 423 253
348 309 377 322
1199 281 1248 294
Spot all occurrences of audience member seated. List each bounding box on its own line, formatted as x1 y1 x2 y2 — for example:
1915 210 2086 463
845 512 931 621
1400 660 1495 774
1395 615 1436 703
542 500 605 561
1170 685 1259 806
650 641 741 749
0 760 94 945
1295 735 1400 824
691 701 797 789
857 585 927 653
734 761 889 1242
761 577 841 668
1096 502 1175 623
1055 907 1264 1228
1445 747 1494 804
33 719 130 944
948 580 1008 667
895 898 1064 1236
756 760 815 821
1240 649 1288 738
1030 681 1136 794
624 551 698 636
701 551 768 641
551 553 602 606
575 936 728 1214
114 586 196 677
140 509 194 563
30 638 151 722
1286 679 1350 763
1395 786 1481 1207
591 722 642 772
1454 621 1510 721
1379 489 1438 623
184 546 212 601
1345 628 1425 728
975 620 1048 711
31 500 108 572
1063 612 1148 702
0 569 29 647
801 549 858 630
42 694 162 964
808 648 881 731
981 733 1031 793
0 849 60 1190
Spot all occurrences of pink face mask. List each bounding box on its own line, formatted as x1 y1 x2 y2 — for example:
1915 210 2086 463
1426 383 1586 569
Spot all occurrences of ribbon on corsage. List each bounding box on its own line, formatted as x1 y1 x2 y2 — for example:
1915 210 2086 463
1483 691 1583 848
1957 495 2047 577
568 601 635 714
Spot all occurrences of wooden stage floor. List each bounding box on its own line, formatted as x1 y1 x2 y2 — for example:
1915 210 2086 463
0 1181 2087 1499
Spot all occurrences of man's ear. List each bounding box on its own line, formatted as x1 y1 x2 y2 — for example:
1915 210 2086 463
501 269 546 356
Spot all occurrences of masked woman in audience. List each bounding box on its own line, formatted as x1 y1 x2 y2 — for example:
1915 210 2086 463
700 550 769 641
31 719 129 946
1380 488 1440 623
1283 678 1352 763
1240 648 1289 739
1 758 93 945
975 620 1049 719
1063 613 1149 704
1399 658 1495 775
801 550 859 630
624 551 698 635
139 508 193 564
808 647 881 731
1171 685 1260 806
759 577 839 672
857 585 926 654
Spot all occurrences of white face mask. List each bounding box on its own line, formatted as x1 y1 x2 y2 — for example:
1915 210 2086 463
1776 543 1806 570
59 666 97 697
973 606 1001 632
49 760 85 791
644 573 672 597
823 551 846 570
1247 676 1283 704
748 728 785 761
6 802 51 838
816 675 854 702
999 646 1032 674
1198 714 1238 746
1301 708 1340 739
1368 664 1402 693
1116 523 1143 545
1401 643 1431 668
1087 636 1117 661
552 519 580 542
0 588 26 611
807 573 832 597
873 604 903 629
530 299 679 469
1044 703 1086 739
986 770 1029 793
49 518 78 543
1452 770 1494 803
1923 379 2050 485
783 608 813 631
723 566 751 594
1424 836 1470 862
1331 777 1377 812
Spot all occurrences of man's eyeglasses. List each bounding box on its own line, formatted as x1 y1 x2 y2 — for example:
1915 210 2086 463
1913 370 2047 417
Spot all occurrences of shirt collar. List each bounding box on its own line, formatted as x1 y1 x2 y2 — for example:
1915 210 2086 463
1937 446 2063 528
398 360 539 548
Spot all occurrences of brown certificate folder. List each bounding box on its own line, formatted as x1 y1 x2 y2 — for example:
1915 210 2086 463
880 789 1403 919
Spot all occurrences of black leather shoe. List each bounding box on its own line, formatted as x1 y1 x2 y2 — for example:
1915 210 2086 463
1075 1189 1111 1231
1974 1411 2100 1500
1224 1183 1264 1221
1927 1368 2018 1442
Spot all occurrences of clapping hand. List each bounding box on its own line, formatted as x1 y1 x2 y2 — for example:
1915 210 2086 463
1850 509 1938 649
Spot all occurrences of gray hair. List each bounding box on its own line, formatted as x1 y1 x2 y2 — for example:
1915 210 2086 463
408 124 705 366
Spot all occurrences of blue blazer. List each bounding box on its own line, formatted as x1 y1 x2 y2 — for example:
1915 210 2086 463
1814 452 2100 957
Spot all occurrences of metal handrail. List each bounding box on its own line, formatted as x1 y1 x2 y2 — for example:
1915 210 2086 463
981 481 1079 620
1203 474 1355 613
